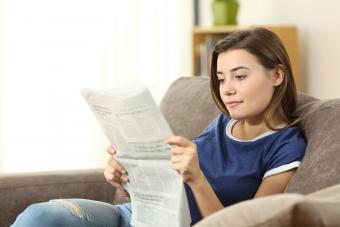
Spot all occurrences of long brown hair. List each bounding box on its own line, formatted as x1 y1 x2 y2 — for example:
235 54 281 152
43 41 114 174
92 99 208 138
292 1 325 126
210 27 298 130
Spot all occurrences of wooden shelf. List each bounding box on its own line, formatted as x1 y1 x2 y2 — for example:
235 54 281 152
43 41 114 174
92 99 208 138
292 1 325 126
192 25 301 90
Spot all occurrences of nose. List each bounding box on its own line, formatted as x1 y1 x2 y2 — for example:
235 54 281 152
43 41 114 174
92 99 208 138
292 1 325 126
220 79 235 96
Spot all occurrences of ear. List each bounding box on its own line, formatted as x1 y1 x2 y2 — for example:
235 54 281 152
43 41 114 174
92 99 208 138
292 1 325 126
271 64 284 87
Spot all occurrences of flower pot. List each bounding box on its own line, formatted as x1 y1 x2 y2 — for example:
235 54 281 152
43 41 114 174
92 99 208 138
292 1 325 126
211 0 239 25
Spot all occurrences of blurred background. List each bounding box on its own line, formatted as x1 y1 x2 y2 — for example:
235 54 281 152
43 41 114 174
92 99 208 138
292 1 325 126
0 0 339 173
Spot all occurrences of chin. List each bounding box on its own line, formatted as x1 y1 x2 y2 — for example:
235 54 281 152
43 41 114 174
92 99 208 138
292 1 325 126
228 113 246 121
229 110 266 122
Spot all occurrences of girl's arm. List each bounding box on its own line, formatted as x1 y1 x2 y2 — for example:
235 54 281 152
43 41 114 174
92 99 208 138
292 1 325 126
254 170 296 197
165 136 224 218
187 172 224 217
165 136 298 217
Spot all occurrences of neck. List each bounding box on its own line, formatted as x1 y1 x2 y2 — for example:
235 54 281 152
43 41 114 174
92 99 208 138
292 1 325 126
232 120 269 140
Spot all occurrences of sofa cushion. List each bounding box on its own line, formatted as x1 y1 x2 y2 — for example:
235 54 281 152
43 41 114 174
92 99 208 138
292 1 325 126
194 183 340 227
285 98 340 194
0 169 115 227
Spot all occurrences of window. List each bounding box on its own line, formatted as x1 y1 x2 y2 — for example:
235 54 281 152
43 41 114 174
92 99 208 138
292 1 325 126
0 0 192 173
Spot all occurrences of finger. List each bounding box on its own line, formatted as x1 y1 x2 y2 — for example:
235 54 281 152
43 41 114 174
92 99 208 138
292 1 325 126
104 168 114 181
165 136 193 147
120 174 129 182
104 167 120 181
108 158 127 174
171 154 184 164
105 164 117 177
104 169 120 185
104 170 125 190
112 168 122 178
105 164 124 182
113 170 128 182
111 167 129 183
171 145 197 157
170 146 187 156
109 163 128 183
106 145 116 155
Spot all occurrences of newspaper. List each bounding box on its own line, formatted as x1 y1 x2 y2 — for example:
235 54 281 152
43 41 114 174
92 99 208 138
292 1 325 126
81 84 191 227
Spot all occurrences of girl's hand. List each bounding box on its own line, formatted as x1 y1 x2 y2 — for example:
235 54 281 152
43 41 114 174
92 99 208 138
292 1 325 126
165 136 204 187
104 145 130 197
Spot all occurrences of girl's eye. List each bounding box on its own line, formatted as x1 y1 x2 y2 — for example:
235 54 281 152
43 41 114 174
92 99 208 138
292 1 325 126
235 75 246 80
216 76 224 81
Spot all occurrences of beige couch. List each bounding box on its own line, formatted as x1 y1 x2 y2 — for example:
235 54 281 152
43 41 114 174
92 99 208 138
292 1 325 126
1 77 340 227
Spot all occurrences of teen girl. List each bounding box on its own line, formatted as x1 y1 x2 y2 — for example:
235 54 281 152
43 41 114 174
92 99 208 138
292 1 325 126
12 27 306 227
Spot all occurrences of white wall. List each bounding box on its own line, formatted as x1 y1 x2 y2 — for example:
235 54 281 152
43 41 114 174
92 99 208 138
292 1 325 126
200 0 340 99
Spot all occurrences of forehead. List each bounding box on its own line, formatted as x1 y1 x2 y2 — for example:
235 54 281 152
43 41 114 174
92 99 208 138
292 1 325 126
217 49 260 70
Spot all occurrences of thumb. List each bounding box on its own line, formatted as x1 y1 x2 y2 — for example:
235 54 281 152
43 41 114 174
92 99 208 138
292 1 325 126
165 136 192 147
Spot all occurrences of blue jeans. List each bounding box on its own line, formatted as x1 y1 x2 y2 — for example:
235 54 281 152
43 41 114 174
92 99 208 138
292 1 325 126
11 199 132 227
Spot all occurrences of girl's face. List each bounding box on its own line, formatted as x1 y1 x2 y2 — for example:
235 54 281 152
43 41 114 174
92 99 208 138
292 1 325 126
217 49 283 123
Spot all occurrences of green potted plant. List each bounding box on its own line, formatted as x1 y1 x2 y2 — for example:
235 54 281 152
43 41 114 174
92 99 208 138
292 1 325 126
211 0 239 26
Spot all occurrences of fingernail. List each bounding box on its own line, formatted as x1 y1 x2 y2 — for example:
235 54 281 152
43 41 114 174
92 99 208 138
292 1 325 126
122 175 129 182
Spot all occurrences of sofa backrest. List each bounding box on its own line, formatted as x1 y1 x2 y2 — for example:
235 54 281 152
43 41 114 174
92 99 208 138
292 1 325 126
160 76 340 194
160 77 220 140
285 96 340 194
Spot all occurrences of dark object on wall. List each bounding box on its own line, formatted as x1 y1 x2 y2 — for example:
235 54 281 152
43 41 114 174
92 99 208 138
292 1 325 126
194 0 200 26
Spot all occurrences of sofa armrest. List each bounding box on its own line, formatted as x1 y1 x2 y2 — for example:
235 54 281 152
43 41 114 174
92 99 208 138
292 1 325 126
0 169 116 226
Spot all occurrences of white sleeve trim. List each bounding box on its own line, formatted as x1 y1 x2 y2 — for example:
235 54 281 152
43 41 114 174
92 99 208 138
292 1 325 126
263 161 301 179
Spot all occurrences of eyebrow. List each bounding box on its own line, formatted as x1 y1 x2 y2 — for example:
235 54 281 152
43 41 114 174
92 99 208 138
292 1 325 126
217 66 250 75
230 66 250 72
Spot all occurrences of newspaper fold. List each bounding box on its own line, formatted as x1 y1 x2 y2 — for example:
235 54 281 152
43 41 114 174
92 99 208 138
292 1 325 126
81 84 191 227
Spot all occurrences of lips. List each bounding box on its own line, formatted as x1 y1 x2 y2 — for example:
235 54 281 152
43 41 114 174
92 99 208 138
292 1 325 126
226 101 243 108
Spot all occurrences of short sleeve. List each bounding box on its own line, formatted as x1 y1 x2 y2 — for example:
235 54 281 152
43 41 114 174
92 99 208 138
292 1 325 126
263 128 307 179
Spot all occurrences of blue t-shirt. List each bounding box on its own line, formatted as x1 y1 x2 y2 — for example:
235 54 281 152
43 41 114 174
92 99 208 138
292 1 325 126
186 114 306 225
